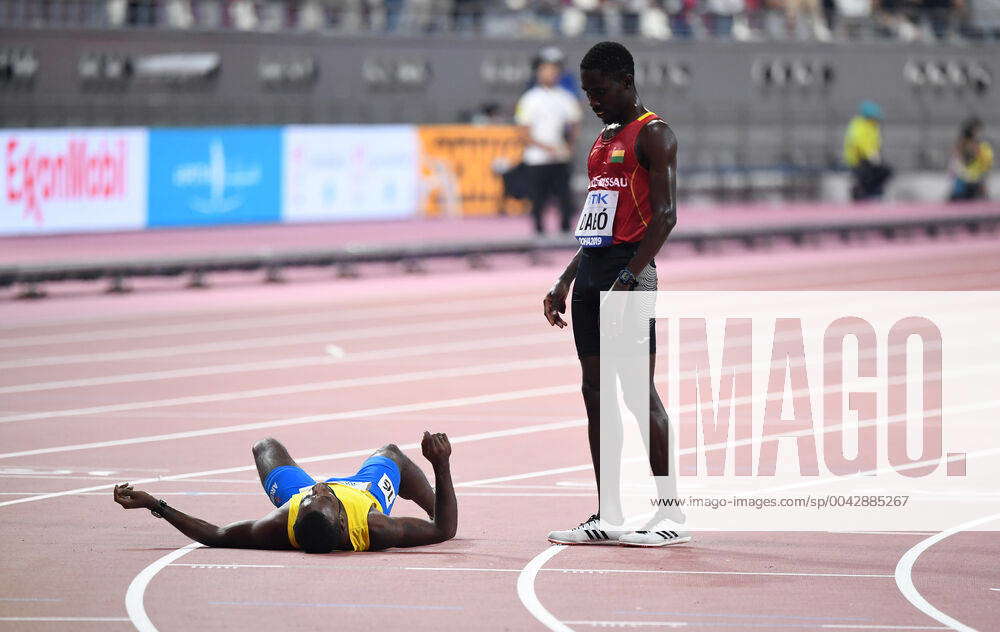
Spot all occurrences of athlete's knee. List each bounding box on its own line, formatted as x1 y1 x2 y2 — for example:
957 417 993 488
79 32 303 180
252 437 280 458
379 443 403 459
581 378 599 403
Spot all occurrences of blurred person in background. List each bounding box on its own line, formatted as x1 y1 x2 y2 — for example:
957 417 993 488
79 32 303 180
165 0 195 28
783 0 833 38
831 0 873 39
949 117 993 201
229 0 259 29
108 0 156 26
704 0 744 37
923 0 962 39
515 51 583 236
875 0 924 40
844 100 893 201
527 46 581 97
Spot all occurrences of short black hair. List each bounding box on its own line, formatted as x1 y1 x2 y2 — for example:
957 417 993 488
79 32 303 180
294 510 341 554
580 41 634 78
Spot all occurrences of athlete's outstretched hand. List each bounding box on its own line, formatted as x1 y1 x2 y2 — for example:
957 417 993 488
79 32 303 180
421 431 451 466
543 280 570 329
113 483 156 510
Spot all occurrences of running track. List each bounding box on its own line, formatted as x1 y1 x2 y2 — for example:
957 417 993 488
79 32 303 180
1 231 999 631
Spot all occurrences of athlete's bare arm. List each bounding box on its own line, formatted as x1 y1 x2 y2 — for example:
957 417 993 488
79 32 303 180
367 432 456 550
543 248 582 329
113 483 293 550
613 120 678 290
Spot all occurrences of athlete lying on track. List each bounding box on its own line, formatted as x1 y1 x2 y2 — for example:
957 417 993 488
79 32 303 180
112 431 456 553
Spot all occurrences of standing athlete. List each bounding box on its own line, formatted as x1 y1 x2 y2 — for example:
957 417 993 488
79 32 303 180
113 431 456 552
542 42 689 548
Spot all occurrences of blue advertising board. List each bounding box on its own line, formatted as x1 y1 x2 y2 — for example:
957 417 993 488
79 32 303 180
147 127 282 227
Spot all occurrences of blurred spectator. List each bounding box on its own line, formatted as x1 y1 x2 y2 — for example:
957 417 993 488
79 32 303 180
527 46 580 97
108 0 156 26
393 0 453 33
704 0 744 37
831 0 873 38
453 0 486 32
784 0 833 38
843 100 893 201
638 1 673 39
470 102 506 125
229 0 259 29
514 56 582 236
875 0 923 40
296 0 386 32
923 0 962 40
949 117 993 200
165 0 195 28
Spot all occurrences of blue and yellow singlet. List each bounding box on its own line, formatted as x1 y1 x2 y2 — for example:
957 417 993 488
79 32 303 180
286 483 382 552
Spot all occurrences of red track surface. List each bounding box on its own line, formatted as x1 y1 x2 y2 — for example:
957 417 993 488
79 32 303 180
2 227 1000 631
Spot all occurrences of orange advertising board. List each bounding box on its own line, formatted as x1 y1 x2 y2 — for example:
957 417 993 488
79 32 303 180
417 125 528 217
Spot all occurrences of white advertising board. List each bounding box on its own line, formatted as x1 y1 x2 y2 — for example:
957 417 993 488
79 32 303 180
1 128 148 235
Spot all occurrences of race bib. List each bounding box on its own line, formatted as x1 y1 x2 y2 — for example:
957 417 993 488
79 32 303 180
377 473 397 507
575 190 618 247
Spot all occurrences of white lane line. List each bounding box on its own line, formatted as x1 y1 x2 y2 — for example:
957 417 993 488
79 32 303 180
829 532 933 536
0 418 585 507
0 295 523 349
539 569 891 578
0 312 533 370
0 383 580 461
460 464 592 487
0 331 560 395
563 621 948 630
894 511 1000 632
0 617 131 623
125 542 203 632
0 597 62 602
408 567 893 579
160 563 897 580
0 286 533 333
518 545 574 632
172 564 285 569
0 351 571 423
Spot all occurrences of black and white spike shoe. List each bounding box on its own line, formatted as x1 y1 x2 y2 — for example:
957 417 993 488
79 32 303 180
546 514 627 545
618 525 692 547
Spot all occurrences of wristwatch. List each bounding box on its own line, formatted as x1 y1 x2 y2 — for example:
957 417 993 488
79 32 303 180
150 499 169 518
616 268 639 290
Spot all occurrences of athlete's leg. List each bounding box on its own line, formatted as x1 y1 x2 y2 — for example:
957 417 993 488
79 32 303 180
581 354 624 522
648 355 682 519
252 437 300 487
374 443 436 518
528 165 547 234
554 162 574 233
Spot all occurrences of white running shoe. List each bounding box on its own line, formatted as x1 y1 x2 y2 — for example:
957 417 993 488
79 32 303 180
547 514 628 545
618 526 692 547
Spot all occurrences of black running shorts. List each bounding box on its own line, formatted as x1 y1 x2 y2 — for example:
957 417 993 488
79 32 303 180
571 242 657 359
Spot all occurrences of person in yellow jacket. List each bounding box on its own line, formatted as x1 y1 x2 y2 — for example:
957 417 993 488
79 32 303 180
950 117 993 201
843 100 893 201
